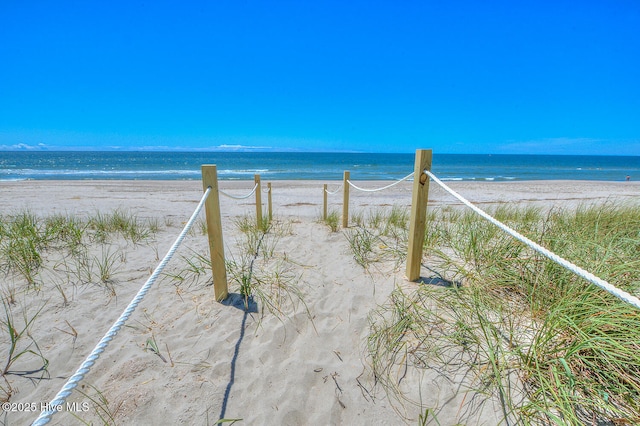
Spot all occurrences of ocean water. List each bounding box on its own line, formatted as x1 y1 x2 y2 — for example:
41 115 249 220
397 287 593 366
0 151 639 182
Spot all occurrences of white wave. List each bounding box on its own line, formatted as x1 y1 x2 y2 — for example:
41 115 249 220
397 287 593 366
6 169 201 176
219 169 270 175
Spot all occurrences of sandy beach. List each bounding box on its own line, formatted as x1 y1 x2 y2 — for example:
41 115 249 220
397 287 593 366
0 179 638 425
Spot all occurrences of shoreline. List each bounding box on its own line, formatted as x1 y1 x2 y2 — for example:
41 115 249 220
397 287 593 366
2 179 638 219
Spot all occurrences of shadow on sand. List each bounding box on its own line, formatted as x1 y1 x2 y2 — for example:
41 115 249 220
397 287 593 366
218 294 257 422
416 276 462 288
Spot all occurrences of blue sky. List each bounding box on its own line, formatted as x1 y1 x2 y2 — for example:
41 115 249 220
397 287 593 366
1 1 638 155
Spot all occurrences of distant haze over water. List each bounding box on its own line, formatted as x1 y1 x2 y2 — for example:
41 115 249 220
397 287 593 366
1 151 639 182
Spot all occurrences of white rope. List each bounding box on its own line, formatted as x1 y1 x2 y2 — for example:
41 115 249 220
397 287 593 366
33 187 212 426
219 183 259 200
425 170 640 311
324 183 344 195
262 185 271 193
347 172 414 192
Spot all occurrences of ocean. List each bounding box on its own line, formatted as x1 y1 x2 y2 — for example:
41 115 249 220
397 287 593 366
1 151 639 182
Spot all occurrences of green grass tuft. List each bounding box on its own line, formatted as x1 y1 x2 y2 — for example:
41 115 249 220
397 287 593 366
367 202 640 424
322 209 341 232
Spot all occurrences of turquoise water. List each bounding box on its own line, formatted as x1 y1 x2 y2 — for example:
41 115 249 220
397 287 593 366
1 151 639 181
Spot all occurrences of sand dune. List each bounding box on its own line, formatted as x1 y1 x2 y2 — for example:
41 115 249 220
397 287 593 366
0 179 637 425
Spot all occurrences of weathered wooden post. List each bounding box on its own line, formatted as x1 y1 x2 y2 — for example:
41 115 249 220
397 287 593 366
323 184 328 220
342 171 350 228
406 149 432 281
201 165 228 301
267 182 272 221
254 174 263 228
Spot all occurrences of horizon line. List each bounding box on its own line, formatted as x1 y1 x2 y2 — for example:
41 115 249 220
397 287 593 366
0 148 638 157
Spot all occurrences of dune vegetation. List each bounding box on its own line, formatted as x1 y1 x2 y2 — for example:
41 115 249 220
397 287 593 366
355 202 640 425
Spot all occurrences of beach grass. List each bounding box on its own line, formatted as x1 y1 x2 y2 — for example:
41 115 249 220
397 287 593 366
0 209 161 403
363 202 640 424
164 212 308 320
0 296 49 402
87 208 154 244
343 205 409 271
72 383 123 425
0 209 157 287
225 215 308 319
322 209 341 232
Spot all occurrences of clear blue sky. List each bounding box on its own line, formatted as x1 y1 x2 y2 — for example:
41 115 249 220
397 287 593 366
1 1 638 154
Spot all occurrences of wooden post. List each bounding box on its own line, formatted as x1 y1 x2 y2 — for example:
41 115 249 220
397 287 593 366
201 165 228 301
255 174 263 228
342 171 350 228
406 149 432 281
267 182 273 221
323 184 328 220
